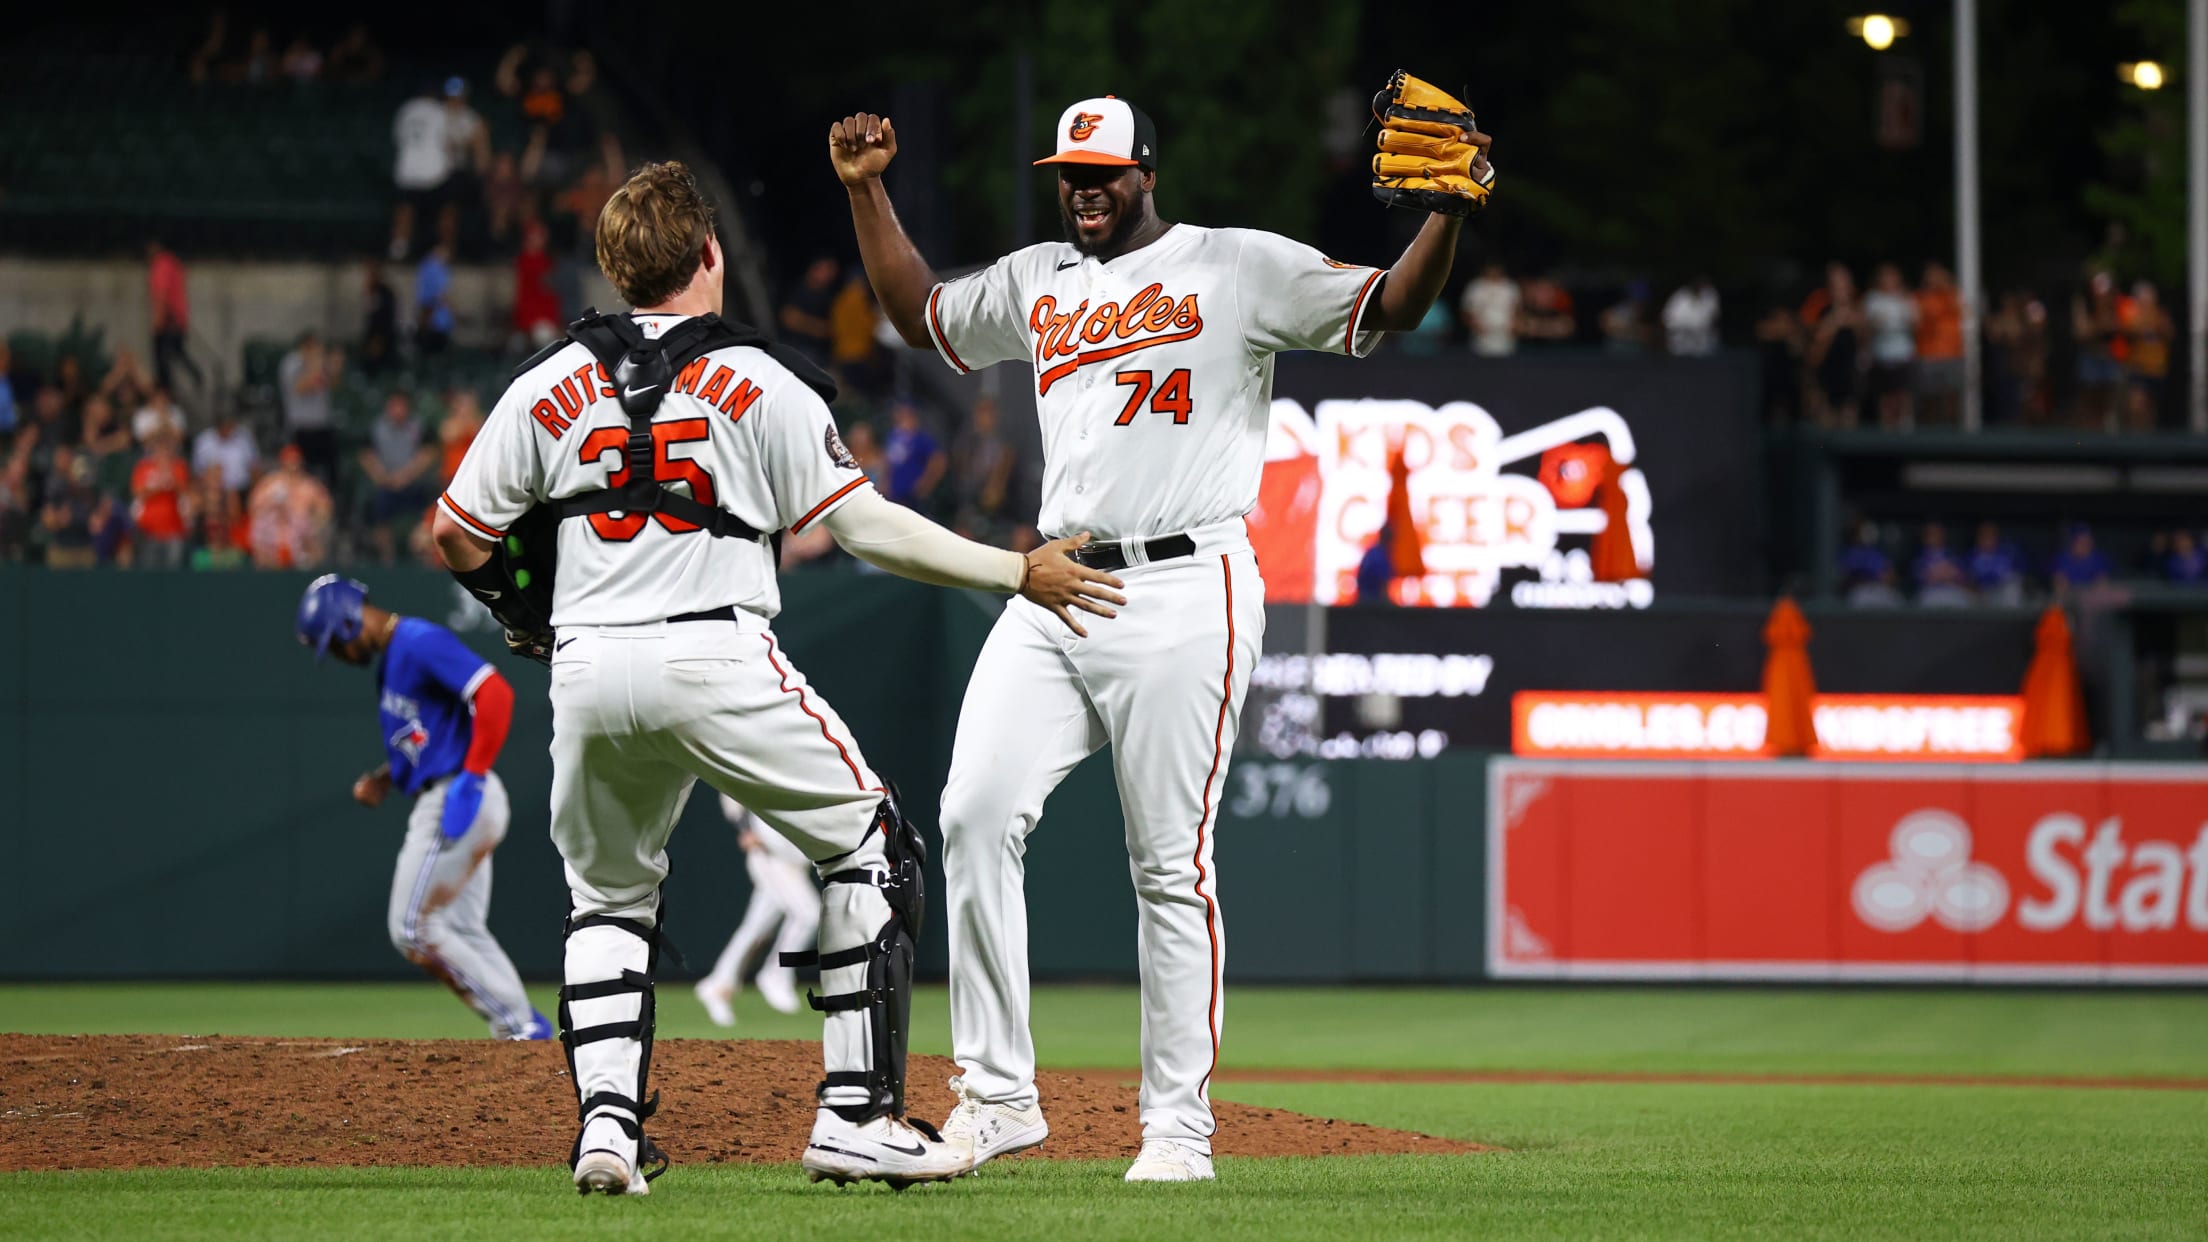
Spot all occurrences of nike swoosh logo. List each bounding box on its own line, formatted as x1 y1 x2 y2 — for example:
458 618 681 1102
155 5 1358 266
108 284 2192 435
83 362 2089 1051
556 637 577 651
881 1140 927 1157
472 588 503 600
1056 259 1078 271
624 384 660 401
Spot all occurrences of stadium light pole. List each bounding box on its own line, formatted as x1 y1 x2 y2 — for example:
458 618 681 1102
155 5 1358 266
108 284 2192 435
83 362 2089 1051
2191 0 2207 433
1956 0 1983 431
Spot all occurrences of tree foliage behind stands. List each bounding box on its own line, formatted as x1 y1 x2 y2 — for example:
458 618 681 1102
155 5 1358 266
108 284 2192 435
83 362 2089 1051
934 0 1361 254
2085 0 2187 287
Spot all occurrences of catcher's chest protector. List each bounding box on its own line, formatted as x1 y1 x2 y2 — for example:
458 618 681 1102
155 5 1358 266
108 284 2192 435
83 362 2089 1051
497 309 842 600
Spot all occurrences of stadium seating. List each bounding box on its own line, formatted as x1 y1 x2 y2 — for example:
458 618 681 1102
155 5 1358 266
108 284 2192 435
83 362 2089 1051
0 44 517 258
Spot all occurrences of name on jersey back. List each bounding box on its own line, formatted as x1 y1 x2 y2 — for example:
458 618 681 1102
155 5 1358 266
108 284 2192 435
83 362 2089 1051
524 356 768 441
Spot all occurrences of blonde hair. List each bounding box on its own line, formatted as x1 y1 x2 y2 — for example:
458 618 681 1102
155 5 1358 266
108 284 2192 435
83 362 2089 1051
595 161 717 307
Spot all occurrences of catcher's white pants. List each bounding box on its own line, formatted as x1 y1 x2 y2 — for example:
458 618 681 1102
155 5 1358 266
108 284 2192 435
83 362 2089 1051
706 840 824 994
387 771 534 1038
547 613 895 1149
942 543 1263 1152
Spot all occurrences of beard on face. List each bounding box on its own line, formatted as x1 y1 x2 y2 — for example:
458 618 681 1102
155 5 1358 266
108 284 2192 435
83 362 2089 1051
1059 192 1147 256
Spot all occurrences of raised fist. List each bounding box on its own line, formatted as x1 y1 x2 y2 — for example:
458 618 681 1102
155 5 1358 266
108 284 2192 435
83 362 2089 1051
829 113 898 187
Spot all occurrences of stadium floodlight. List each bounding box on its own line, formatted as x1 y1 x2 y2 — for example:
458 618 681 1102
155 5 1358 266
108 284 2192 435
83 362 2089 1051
1846 14 1910 51
2121 60 2168 90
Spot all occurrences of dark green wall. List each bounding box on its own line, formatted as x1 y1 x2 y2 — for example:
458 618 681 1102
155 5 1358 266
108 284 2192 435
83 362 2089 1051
0 568 1489 984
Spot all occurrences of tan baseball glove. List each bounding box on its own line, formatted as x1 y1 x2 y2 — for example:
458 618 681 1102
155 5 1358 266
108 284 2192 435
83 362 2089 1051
1371 71 1495 216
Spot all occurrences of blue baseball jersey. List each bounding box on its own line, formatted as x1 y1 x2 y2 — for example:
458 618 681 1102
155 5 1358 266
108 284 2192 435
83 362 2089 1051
376 617 494 795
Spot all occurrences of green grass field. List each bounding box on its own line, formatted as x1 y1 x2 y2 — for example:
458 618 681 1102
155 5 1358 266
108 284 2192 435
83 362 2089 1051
7 983 2207 1239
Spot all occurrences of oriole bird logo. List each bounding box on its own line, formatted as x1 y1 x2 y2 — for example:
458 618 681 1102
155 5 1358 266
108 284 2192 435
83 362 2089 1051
1068 112 1103 141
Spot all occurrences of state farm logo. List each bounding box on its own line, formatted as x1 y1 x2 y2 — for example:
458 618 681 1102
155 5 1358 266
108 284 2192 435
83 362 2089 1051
1852 810 2010 933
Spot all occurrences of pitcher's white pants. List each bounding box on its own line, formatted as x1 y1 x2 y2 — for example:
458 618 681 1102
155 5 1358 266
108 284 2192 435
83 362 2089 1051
942 544 1263 1152
547 613 896 1162
387 771 534 1038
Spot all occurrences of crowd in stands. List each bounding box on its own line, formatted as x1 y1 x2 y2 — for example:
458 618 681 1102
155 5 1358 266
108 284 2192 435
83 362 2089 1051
1838 518 2208 608
1435 265 1723 362
1427 259 2183 432
0 232 1038 570
7 16 2193 574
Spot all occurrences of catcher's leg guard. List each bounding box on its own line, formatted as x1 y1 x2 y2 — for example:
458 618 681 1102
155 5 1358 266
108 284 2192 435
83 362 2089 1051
786 791 927 1124
559 904 672 1187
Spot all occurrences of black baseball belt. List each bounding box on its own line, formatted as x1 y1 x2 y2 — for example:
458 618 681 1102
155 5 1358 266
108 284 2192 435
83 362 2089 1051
1064 532 1197 574
668 605 739 623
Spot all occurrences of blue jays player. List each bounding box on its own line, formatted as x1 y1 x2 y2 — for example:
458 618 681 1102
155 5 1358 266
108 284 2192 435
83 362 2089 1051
297 574 550 1040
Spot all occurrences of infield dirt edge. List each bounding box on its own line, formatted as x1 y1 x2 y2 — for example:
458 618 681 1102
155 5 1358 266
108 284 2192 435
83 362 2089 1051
0 1035 1488 1172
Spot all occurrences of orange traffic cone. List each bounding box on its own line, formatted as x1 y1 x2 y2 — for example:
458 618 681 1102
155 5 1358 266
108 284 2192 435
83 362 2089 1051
1385 441 1427 582
1589 460 1640 582
1762 597 1817 757
2021 605 2088 757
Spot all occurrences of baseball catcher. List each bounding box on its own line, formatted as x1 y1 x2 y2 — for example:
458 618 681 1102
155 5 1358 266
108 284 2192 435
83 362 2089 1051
1371 70 1496 217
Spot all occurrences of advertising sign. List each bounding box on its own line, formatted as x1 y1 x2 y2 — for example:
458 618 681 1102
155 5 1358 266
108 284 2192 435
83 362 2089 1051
1487 759 2208 982
1255 352 1765 606
1511 692 2026 761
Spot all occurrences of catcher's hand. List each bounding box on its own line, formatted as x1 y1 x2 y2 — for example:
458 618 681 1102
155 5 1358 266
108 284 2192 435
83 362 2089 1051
1371 71 1495 217
505 627 555 666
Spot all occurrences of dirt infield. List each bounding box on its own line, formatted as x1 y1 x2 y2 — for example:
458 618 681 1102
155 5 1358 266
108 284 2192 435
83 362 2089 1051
0 1036 1482 1172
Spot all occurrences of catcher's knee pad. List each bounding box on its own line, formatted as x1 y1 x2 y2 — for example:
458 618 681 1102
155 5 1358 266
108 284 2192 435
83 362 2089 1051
558 903 675 1183
786 789 927 1123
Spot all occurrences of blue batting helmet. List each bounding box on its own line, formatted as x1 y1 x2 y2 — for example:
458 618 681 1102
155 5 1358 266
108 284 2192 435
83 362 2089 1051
297 574 369 659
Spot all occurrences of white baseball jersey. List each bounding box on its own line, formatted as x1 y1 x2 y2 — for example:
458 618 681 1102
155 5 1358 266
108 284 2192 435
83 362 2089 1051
923 224 1385 540
440 313 872 626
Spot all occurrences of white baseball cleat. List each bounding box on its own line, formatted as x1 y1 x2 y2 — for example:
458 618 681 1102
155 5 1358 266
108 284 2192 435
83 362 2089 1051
938 1075 1049 1170
1124 1139 1215 1182
802 1108 972 1188
756 969 802 1016
573 1149 650 1196
693 979 737 1029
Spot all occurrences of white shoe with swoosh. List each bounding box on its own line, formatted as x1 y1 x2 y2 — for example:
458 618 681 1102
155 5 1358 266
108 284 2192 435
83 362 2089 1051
802 1108 972 1187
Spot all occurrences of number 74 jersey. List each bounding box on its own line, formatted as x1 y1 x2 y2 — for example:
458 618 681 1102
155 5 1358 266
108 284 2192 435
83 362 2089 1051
923 225 1387 542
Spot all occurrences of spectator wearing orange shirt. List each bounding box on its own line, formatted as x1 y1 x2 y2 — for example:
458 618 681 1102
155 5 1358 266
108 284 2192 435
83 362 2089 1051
2119 279 2173 432
146 239 203 393
438 388 484 484
1914 263 1964 426
130 429 194 569
829 271 887 397
407 392 484 567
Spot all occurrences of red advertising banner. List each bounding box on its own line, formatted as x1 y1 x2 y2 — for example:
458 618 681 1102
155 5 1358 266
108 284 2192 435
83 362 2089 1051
1511 692 2025 762
1487 759 2208 982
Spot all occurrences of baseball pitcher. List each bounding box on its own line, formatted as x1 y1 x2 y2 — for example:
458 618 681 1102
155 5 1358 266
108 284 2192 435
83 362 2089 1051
832 75 1492 1181
295 574 550 1042
429 161 1121 1195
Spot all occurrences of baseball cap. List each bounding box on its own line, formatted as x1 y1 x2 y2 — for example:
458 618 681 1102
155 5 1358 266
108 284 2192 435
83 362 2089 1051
1036 96 1157 169
444 76 467 98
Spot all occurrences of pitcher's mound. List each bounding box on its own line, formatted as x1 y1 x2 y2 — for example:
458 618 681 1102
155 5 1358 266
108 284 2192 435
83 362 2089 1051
0 1035 1483 1171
